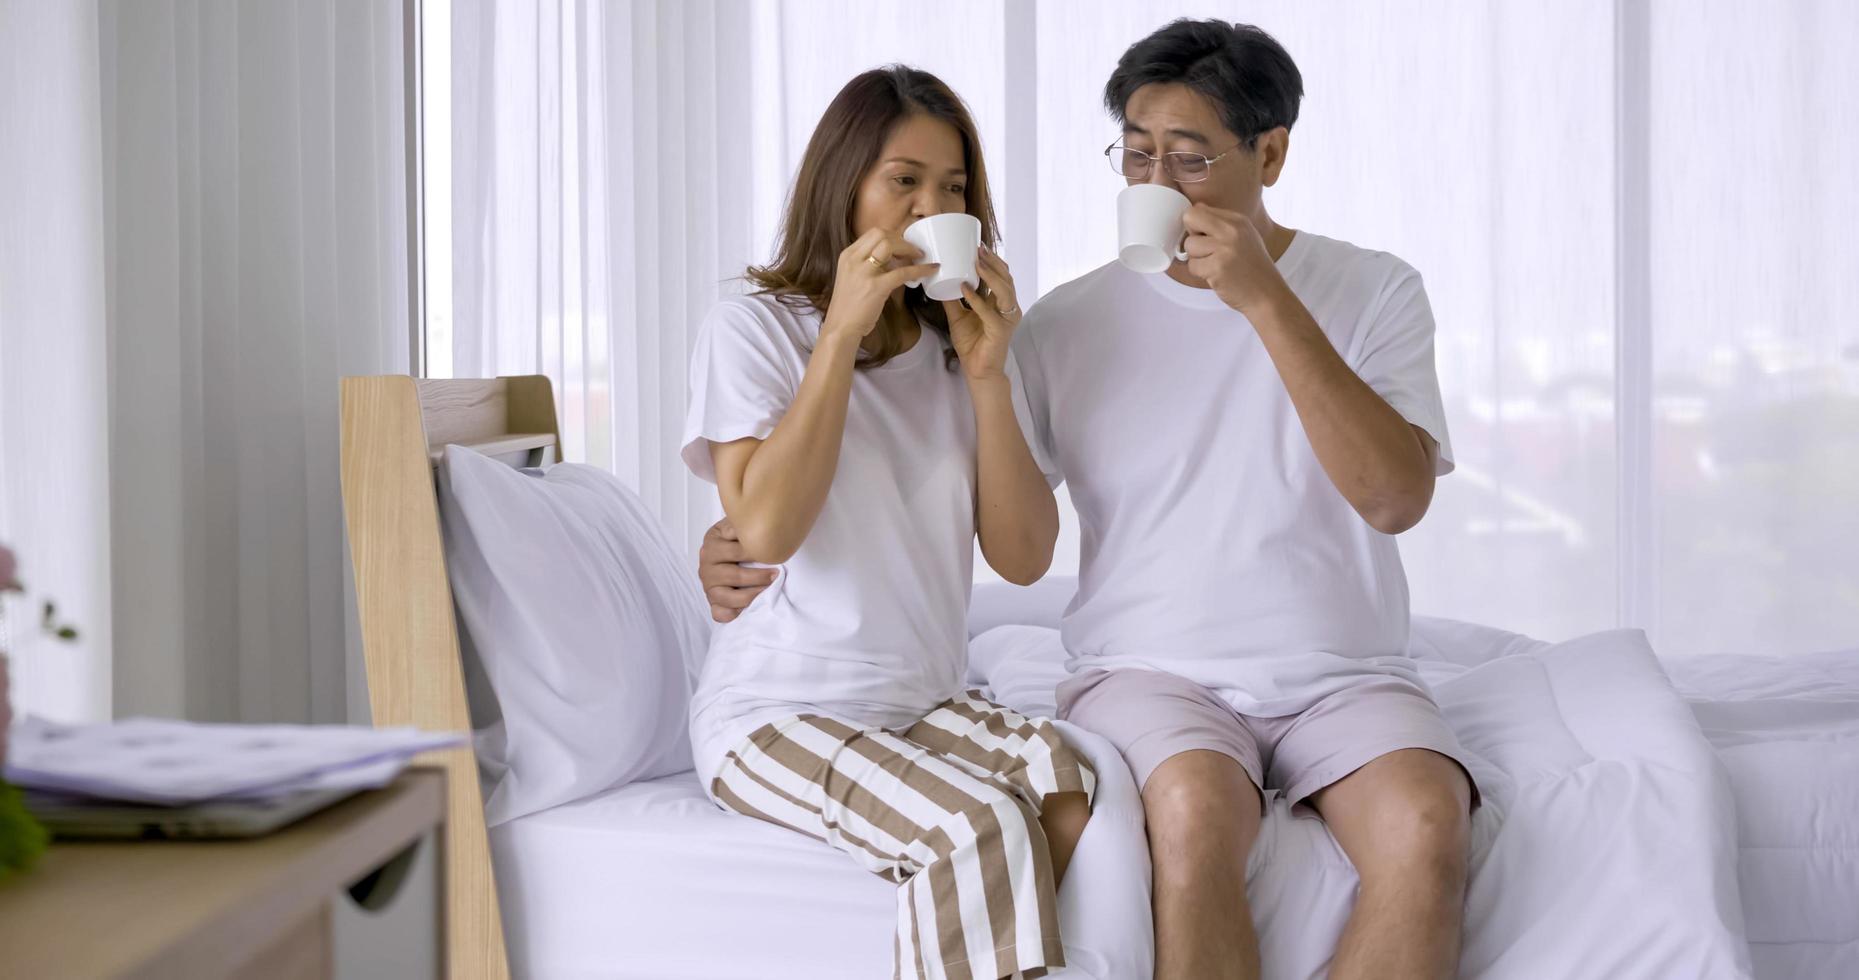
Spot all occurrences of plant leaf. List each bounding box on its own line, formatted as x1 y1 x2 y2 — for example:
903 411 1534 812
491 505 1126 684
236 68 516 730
0 780 51 879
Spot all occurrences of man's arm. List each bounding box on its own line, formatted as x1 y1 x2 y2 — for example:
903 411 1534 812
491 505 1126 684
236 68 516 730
1182 205 1437 534
697 519 778 624
1243 289 1438 533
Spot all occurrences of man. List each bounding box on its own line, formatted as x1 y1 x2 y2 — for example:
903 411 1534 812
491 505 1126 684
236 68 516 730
701 20 1476 980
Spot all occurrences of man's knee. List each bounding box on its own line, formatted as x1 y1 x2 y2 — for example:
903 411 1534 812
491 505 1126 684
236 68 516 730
1141 750 1262 859
1350 764 1470 886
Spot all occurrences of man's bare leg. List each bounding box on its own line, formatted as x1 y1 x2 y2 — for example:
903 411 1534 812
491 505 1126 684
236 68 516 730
1309 748 1472 980
1143 750 1265 980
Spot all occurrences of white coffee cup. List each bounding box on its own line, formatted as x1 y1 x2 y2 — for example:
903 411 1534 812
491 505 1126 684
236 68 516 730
1117 184 1191 274
903 212 982 301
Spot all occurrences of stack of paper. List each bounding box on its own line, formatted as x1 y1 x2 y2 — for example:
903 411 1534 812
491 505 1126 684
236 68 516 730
3 715 466 805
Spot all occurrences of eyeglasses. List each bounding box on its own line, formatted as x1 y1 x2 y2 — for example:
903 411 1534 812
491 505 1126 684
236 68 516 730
1104 139 1242 183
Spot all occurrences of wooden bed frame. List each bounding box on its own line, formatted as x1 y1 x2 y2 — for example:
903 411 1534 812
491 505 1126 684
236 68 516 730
337 374 564 979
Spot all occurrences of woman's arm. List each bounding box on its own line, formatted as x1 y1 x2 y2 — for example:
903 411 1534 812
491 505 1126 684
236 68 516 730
711 229 937 564
709 330 860 565
969 374 1059 584
945 247 1058 585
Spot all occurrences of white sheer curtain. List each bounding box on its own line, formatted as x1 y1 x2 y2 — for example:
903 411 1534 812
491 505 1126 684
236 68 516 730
0 0 113 723
1645 0 1859 656
436 0 1857 656
100 0 409 723
443 0 757 555
440 0 1033 556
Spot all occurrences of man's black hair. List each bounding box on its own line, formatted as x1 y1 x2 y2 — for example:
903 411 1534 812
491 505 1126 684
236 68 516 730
1105 19 1303 149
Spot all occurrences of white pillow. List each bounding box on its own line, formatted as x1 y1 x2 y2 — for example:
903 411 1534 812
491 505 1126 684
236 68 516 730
436 446 709 826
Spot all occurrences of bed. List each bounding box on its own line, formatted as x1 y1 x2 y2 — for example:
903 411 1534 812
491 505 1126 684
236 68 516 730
481 585 1859 979
340 375 1857 979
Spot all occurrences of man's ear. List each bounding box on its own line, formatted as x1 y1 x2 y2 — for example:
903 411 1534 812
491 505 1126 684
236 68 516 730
1257 127 1290 188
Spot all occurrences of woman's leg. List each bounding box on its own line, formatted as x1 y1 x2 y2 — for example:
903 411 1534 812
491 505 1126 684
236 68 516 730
712 713 1068 980
1036 791 1091 884
902 690 1098 883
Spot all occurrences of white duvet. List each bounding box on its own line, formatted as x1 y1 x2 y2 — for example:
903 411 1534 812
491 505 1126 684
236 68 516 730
1665 649 1859 980
972 620 1755 980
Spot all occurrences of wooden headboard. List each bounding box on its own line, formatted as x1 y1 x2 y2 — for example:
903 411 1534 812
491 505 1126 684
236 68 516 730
337 374 562 980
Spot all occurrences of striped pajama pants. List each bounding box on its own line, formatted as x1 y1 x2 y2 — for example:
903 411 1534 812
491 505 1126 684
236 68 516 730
711 689 1097 980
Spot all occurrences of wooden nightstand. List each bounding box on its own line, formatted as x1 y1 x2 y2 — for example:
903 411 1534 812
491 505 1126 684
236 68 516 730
0 766 447 979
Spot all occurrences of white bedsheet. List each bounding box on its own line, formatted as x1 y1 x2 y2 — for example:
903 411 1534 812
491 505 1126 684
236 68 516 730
488 718 1154 979
975 621 1752 979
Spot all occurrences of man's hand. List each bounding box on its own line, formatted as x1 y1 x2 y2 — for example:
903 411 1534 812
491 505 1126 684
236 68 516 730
698 519 779 623
1181 203 1286 315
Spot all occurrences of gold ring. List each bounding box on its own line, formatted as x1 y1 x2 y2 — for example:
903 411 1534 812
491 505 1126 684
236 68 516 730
865 255 886 270
997 301 1018 315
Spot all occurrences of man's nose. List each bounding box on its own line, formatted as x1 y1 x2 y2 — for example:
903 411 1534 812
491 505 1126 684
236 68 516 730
1145 161 1178 190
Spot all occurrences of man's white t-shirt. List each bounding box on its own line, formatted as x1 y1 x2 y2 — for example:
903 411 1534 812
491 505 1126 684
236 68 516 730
681 293 1035 788
1013 231 1454 717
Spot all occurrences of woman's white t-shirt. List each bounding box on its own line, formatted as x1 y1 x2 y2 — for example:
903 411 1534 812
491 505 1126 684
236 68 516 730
681 292 1036 789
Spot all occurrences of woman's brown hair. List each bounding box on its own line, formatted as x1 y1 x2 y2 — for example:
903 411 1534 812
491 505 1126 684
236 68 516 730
746 65 1000 370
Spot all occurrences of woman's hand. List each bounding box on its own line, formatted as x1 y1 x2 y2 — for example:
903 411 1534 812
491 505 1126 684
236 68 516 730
943 246 1021 382
822 228 939 346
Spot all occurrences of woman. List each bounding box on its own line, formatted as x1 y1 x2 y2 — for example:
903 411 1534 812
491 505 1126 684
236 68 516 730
680 66 1093 979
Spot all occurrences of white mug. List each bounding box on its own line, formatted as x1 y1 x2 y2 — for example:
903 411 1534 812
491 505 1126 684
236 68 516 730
903 212 982 301
1117 184 1191 274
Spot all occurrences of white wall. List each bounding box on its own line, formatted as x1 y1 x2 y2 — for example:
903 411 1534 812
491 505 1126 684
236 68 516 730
0 0 114 723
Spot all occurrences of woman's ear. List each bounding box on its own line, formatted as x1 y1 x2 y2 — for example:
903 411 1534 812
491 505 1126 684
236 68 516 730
1258 127 1290 188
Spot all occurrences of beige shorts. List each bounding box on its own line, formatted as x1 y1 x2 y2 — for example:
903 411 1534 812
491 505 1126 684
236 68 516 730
1056 667 1480 812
